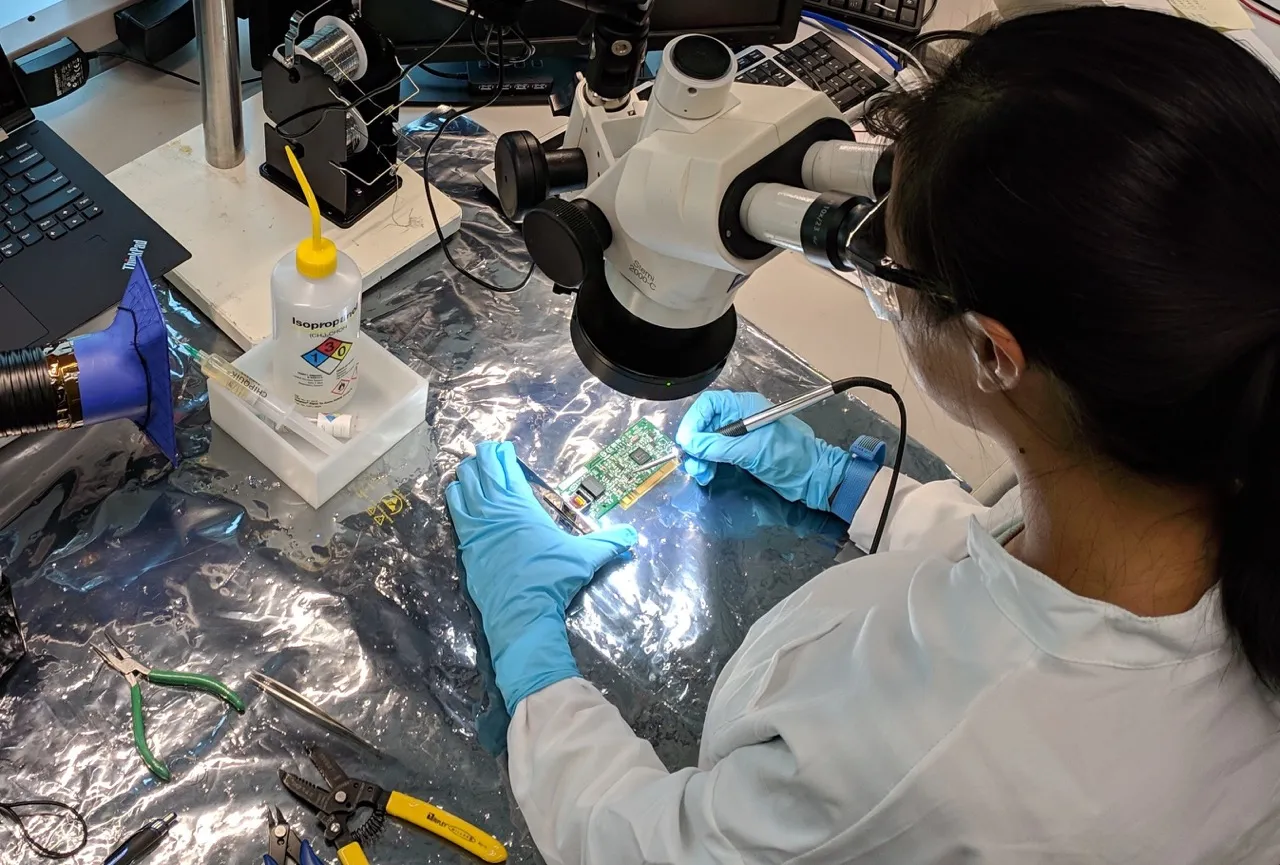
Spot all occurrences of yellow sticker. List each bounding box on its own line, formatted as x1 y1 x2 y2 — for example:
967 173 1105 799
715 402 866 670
366 489 408 525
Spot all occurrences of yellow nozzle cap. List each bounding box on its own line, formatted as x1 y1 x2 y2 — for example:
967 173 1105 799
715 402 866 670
285 145 338 280
296 235 339 280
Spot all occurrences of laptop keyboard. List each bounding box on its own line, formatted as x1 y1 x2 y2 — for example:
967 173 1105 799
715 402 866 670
0 141 102 259
736 33 890 113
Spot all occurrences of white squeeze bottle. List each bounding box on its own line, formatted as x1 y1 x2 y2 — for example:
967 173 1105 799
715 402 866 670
272 146 363 413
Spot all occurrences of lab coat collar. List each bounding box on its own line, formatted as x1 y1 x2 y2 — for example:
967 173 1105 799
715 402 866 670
967 519 1228 668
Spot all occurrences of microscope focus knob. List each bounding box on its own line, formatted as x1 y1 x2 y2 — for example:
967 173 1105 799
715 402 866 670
496 131 589 222
523 198 614 291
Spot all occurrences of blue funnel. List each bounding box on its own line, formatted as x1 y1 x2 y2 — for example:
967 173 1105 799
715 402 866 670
71 260 178 464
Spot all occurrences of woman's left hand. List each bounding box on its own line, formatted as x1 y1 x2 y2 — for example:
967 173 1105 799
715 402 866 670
446 441 637 713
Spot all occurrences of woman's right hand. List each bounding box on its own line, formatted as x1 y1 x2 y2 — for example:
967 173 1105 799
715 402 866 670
676 391 851 513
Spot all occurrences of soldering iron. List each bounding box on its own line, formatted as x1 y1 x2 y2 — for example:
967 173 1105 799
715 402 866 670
635 378 907 552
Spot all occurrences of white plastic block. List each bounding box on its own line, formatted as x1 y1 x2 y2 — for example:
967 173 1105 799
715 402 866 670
207 334 429 508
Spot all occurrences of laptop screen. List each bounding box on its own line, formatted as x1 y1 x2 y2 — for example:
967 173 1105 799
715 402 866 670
0 41 34 133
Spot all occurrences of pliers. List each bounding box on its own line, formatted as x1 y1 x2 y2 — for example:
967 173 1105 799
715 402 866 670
92 633 246 781
266 806 328 865
280 746 507 864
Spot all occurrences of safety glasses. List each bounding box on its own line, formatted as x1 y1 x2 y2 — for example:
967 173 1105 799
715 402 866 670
841 194 936 322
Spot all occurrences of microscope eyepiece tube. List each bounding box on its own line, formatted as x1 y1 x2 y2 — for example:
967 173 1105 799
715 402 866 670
801 141 893 198
741 183 865 272
741 183 820 254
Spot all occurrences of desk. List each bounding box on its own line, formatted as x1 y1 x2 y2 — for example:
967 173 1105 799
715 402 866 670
0 114 955 864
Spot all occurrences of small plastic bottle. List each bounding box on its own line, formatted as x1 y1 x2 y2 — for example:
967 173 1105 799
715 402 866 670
311 412 365 440
271 146 363 413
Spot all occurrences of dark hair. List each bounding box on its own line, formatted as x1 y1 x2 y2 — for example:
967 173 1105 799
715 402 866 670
866 8 1280 684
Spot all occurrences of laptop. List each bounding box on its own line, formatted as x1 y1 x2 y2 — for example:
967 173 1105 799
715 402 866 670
0 40 190 350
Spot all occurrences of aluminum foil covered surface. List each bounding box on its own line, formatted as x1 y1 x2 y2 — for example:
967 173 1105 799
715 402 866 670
0 115 957 864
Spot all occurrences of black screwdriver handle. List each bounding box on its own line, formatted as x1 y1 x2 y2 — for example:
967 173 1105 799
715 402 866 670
103 812 177 865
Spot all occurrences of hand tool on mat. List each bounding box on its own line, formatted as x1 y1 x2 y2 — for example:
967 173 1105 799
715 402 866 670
265 806 328 865
280 746 508 864
249 670 378 754
91 633 246 781
102 812 177 865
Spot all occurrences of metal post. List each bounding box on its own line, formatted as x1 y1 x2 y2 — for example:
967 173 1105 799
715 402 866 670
194 0 244 169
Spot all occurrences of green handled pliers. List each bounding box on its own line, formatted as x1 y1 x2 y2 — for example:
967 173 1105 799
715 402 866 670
92 633 246 782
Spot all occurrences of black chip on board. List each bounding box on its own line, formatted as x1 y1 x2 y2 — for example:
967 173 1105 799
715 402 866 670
579 475 607 500
630 447 653 465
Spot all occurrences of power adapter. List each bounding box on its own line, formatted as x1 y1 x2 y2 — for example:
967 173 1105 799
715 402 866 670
115 0 195 65
12 38 90 106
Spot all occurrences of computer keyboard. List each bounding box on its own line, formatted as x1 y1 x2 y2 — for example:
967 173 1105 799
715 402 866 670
803 0 926 38
0 141 103 259
735 32 890 113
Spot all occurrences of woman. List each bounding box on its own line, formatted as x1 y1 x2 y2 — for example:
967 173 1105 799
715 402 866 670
445 7 1280 862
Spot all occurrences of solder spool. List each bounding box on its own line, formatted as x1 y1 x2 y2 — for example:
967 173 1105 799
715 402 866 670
295 15 369 82
345 110 370 155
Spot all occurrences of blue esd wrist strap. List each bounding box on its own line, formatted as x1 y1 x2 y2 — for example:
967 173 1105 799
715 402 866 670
830 435 887 524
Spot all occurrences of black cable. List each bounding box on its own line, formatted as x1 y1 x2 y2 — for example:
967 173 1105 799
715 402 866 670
422 25 535 294
906 28 977 54
91 50 199 85
272 101 348 143
921 0 940 26
0 798 89 860
421 64 469 80
830 376 907 555
90 51 261 87
1249 0 1280 14
471 16 535 64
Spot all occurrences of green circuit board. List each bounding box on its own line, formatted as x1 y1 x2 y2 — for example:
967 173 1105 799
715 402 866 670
557 419 678 519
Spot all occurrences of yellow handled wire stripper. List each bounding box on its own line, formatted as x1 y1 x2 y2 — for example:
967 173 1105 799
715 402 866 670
280 746 507 864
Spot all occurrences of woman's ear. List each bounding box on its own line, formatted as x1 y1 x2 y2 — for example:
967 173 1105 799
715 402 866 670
962 312 1025 393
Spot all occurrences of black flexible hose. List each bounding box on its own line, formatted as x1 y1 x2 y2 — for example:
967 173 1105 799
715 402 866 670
0 347 59 437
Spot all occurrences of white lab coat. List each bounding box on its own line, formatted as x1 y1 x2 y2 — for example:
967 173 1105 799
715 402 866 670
508 473 1280 864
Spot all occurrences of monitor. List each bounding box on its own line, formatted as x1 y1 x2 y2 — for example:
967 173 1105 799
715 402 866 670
247 0 804 69
372 0 804 60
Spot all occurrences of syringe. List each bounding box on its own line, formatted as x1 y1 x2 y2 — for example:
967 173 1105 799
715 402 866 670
176 343 342 455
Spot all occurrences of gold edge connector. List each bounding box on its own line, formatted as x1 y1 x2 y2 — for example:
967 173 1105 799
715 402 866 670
620 462 677 510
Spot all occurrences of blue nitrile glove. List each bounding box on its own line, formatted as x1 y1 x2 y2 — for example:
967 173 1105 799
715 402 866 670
676 391 851 512
445 441 638 714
